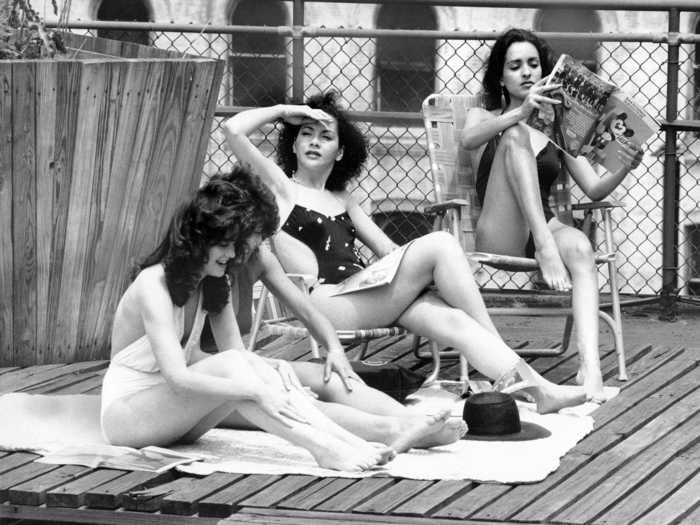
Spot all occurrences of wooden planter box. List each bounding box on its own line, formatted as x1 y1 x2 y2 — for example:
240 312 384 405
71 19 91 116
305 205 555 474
0 33 224 365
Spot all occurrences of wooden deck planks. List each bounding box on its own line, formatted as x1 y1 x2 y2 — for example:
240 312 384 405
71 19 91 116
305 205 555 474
314 478 395 512
237 475 319 508
83 470 175 509
0 460 61 501
353 479 434 514
46 468 129 508
551 410 700 524
389 480 476 516
0 361 108 394
8 464 91 506
276 477 357 511
470 345 695 522
592 442 700 524
632 469 700 525
1 342 698 524
512 383 700 522
198 475 279 518
159 473 242 515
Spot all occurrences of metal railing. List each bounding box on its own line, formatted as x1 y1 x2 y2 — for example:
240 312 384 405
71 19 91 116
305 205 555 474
49 0 700 317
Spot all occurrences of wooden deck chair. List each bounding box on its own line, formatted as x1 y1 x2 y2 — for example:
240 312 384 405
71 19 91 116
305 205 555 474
421 93 627 380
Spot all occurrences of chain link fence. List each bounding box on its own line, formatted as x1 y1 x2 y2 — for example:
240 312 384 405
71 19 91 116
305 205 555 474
62 14 700 302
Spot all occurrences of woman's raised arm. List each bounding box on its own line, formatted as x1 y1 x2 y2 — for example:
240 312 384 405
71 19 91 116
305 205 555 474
223 105 335 213
223 105 296 210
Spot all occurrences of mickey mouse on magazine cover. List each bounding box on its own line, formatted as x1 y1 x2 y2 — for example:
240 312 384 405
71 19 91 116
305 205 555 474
593 112 635 150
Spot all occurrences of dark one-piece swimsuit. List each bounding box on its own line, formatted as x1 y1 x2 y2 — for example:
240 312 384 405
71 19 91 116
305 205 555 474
476 134 562 257
281 204 366 285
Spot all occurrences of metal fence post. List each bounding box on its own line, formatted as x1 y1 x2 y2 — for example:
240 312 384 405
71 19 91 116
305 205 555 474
291 0 305 103
659 8 681 321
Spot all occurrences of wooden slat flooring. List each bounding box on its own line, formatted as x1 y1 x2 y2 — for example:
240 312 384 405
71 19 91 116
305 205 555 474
0 334 698 525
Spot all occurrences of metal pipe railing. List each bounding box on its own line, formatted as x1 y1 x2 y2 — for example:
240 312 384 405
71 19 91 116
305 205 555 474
660 8 682 320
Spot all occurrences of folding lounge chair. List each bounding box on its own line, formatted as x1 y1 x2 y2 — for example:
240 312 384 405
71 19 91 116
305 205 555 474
421 93 627 380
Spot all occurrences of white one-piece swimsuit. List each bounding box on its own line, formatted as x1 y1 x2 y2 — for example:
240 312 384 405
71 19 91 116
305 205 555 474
100 291 206 440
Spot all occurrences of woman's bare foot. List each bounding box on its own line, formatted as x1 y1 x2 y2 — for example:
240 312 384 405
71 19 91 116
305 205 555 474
388 409 465 452
527 383 588 414
370 442 397 465
311 435 388 472
576 363 606 403
534 243 571 292
495 359 586 414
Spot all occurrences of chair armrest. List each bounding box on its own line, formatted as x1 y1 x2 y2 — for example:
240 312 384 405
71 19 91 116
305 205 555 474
424 199 470 215
572 200 625 211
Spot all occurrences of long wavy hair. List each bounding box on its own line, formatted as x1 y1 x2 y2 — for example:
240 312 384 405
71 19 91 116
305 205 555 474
136 165 279 313
482 28 555 110
277 91 368 192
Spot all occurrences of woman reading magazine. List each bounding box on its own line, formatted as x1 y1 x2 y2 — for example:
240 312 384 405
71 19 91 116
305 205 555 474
223 91 589 414
459 28 643 401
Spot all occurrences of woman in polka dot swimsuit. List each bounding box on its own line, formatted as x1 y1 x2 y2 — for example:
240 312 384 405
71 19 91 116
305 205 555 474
223 92 588 414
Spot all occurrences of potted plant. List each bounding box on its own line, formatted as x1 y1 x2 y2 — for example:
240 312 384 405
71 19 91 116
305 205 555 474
0 0 224 365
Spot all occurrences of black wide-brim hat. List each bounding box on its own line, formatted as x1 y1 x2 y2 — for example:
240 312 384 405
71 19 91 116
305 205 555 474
462 391 551 442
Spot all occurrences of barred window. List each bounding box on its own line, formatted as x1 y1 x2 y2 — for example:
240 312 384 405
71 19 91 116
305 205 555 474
230 0 287 107
534 9 602 72
375 4 437 112
96 0 151 45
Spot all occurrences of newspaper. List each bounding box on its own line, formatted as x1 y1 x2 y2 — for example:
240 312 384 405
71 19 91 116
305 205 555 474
326 243 410 296
527 54 656 172
38 443 212 472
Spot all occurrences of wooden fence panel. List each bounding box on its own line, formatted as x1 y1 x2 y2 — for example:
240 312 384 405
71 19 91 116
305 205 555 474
0 61 13 366
35 60 58 365
46 60 81 364
0 37 224 365
11 60 37 367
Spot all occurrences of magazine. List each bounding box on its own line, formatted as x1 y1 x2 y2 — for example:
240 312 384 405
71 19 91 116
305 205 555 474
527 54 656 172
327 243 410 296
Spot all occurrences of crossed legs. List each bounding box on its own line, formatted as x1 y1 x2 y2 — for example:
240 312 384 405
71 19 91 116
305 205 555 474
474 124 604 400
309 231 586 413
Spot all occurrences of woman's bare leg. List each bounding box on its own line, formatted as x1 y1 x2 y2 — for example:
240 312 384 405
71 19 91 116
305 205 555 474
473 124 604 399
397 294 586 413
311 230 500 338
289 361 467 450
550 223 605 401
103 351 387 471
476 124 570 291
311 257 586 414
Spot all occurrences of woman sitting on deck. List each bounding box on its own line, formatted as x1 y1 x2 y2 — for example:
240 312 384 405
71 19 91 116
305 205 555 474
100 166 464 472
223 92 589 414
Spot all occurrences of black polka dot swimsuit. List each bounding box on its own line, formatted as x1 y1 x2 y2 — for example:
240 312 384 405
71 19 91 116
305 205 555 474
281 205 366 284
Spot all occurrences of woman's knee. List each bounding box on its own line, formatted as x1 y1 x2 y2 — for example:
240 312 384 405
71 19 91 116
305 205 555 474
499 124 531 153
418 231 464 257
192 349 252 379
559 231 595 267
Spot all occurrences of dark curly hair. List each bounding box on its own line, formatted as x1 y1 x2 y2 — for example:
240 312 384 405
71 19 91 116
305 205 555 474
276 92 368 192
136 164 279 313
483 28 555 110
